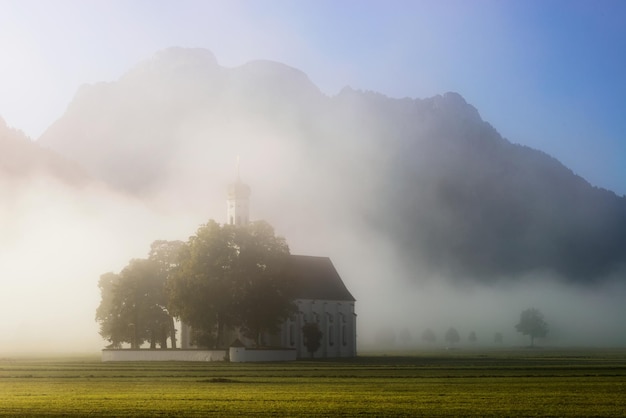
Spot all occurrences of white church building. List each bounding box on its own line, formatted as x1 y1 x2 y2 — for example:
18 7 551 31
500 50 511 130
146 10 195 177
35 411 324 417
180 174 357 359
103 173 356 362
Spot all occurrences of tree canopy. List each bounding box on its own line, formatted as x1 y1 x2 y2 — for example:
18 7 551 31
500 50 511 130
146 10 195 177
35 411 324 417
95 257 174 349
444 327 460 346
167 220 295 348
515 308 548 347
97 220 295 349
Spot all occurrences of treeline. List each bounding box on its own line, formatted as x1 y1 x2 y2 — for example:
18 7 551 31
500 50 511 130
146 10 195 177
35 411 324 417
376 308 548 348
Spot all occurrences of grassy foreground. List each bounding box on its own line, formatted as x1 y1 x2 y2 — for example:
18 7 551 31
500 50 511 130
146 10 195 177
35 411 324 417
1 349 625 417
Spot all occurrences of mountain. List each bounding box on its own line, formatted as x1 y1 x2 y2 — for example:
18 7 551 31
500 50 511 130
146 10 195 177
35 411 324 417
38 47 626 284
0 116 87 185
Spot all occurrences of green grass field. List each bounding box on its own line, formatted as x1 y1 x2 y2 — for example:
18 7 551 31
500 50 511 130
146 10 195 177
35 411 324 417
1 349 625 416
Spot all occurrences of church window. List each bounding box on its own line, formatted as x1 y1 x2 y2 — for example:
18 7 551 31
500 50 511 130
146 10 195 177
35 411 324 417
329 325 334 346
342 325 347 346
289 324 295 346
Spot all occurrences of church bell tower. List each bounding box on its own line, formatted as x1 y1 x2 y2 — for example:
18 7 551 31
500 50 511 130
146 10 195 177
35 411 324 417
227 158 251 226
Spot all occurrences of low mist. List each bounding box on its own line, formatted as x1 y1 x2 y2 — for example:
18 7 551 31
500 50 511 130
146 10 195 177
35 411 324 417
0 177 198 354
2 49 625 355
3 153 625 355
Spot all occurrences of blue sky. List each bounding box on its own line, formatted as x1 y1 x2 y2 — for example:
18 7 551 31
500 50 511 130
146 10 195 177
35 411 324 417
1 0 624 195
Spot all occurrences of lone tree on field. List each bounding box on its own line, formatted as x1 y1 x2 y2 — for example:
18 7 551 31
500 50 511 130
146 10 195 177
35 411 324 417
302 322 323 358
515 308 548 347
468 331 477 343
494 332 504 344
444 327 460 347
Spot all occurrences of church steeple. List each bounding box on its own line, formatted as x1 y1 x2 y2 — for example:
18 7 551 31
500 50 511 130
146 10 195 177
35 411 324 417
227 157 251 226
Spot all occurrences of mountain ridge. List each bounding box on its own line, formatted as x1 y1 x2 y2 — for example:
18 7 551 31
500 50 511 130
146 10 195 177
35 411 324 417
0 116 88 185
28 48 626 284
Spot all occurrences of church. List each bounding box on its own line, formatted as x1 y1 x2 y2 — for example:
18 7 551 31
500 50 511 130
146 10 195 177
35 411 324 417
102 173 357 362
179 174 357 359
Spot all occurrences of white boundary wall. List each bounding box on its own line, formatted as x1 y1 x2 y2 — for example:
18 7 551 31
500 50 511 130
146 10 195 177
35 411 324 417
102 349 296 362
102 349 227 362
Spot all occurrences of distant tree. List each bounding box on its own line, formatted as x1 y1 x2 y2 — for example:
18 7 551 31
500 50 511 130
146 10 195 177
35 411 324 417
302 322 323 358
494 332 504 344
421 328 437 344
167 220 294 348
399 327 412 345
468 331 477 343
515 308 548 347
444 327 460 347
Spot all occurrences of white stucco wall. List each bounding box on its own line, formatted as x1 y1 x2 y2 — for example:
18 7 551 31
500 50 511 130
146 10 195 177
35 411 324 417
178 298 357 359
102 350 227 362
280 299 357 359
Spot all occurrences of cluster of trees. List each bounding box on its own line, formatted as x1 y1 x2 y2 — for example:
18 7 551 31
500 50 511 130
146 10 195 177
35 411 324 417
380 308 548 349
418 327 496 346
95 241 181 349
96 220 297 349
428 308 547 348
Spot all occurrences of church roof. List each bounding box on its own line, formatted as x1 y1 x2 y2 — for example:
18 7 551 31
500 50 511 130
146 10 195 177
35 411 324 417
285 255 356 302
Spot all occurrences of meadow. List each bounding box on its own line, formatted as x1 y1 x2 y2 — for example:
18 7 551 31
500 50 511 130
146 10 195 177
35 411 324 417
1 349 625 417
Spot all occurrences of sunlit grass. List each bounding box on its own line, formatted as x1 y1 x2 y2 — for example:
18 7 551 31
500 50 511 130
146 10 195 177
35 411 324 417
0 349 625 416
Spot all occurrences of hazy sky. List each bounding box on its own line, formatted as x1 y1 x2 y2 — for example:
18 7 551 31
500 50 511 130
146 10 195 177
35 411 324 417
1 0 625 196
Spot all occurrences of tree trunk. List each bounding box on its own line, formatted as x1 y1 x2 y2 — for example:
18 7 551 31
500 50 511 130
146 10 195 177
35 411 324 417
169 317 177 349
215 316 222 349
159 323 168 349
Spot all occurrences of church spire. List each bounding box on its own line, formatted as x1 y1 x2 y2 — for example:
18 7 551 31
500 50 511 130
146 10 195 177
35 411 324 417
227 156 251 226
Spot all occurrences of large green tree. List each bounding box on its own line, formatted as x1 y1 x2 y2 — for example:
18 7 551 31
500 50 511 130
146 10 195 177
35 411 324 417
96 256 176 349
95 272 129 348
515 308 548 347
148 240 185 348
167 220 295 348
